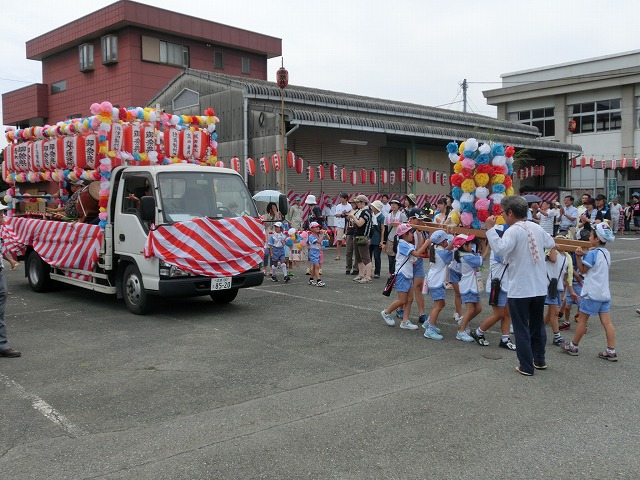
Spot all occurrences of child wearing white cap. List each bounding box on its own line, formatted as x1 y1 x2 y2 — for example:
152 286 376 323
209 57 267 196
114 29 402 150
422 230 455 340
561 223 617 361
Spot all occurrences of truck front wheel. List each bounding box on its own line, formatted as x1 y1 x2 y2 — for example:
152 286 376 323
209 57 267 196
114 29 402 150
209 288 238 304
123 264 150 315
27 251 53 292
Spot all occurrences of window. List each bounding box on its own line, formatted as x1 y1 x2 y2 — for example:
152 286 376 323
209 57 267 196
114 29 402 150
101 34 118 64
508 107 555 137
160 41 189 67
242 57 250 74
214 51 224 70
568 99 621 134
79 43 94 71
51 80 66 94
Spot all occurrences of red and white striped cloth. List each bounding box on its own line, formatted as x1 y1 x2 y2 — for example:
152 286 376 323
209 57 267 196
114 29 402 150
524 191 559 203
144 216 265 277
2 217 103 280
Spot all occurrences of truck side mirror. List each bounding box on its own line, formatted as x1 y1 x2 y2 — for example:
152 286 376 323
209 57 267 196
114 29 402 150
140 196 156 222
278 193 289 216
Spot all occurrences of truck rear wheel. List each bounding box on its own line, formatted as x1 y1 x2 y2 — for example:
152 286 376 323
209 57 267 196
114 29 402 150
123 264 150 315
209 288 238 304
26 251 53 292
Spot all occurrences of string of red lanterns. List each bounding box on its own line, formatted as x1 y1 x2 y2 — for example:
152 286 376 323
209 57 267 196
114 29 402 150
569 156 639 170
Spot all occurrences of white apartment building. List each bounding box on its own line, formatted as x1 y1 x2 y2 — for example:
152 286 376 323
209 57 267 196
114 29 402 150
484 50 640 201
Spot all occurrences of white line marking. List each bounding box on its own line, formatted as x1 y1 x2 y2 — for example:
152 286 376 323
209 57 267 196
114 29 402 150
7 308 60 317
612 255 640 263
248 287 380 312
0 372 87 437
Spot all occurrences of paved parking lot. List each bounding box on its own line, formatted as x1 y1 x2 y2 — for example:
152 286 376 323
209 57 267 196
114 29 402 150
1 237 640 479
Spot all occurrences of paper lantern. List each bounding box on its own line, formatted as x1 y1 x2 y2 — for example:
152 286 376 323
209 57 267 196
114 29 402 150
360 169 367 184
390 170 396 185
56 137 77 170
539 165 546 176
330 164 338 180
260 157 270 173
580 157 586 168
340 167 347 183
571 157 577 168
407 168 414 184
30 140 45 171
74 134 97 169
620 157 628 169
307 165 315 182
424 169 430 184
634 158 640 169
416 169 423 183
533 166 539 177
440 172 447 186
43 139 57 171
399 168 406 182
317 164 325 181
110 122 125 152
215 160 225 168
589 157 594 169
611 159 617 170
245 157 256 176
287 151 295 169
4 144 15 172
370 170 377 185
272 153 281 171
380 169 388 185
600 158 606 170
231 156 241 172
295 157 304 174
350 170 357 186
432 171 440 185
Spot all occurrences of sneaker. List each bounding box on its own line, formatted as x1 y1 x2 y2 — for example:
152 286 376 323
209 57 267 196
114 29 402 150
636 308 640 315
396 309 404 319
351 270 358 275
454 313 463 325
418 314 428 324
271 275 278 282
319 269 323 275
559 321 571 331
598 350 618 362
552 335 565 346
424 327 444 340
308 279 316 286
470 330 489 346
421 322 441 333
515 366 533 376
456 331 475 342
305 268 311 275
499 339 516 351
400 320 419 330
284 275 291 283
533 362 547 370
353 276 363 282
374 274 380 278
381 309 395 327
316 280 326 287
561 342 578 356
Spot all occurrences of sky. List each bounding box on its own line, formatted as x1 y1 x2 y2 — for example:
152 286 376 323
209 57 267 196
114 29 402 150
1 0 639 149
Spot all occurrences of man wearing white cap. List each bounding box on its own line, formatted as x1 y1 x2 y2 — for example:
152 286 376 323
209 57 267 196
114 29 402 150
333 193 351 261
0 204 21 358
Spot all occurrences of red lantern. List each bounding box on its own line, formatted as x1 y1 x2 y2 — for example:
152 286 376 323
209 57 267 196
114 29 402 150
407 168 414 184
215 160 225 168
589 157 594 169
533 166 540 177
634 158 640 169
307 165 314 182
340 167 347 183
271 153 281 171
287 151 295 169
295 157 304 174
259 157 270 173
369 170 377 185
330 164 338 180
416 169 423 183
539 165 546 176
276 66 289 89
611 159 617 170
620 157 628 169
571 157 577 168
245 157 256 176
399 168 406 182
440 173 447 186
580 157 586 168
360 168 367 184
432 171 439 184
600 158 606 170
380 169 388 185
424 169 430 184
350 170 357 186
390 170 396 185
316 164 325 181
231 156 241 172
568 118 577 134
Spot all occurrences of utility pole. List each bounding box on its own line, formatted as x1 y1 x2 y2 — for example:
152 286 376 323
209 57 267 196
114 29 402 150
462 79 468 114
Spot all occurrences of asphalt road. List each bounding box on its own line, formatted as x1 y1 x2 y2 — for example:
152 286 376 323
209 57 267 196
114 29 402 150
1 237 640 479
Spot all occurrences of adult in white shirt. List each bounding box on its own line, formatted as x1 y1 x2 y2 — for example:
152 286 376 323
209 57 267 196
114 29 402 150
558 195 579 237
333 193 352 260
486 196 556 376
322 198 335 228
535 200 558 236
609 199 623 233
380 194 391 219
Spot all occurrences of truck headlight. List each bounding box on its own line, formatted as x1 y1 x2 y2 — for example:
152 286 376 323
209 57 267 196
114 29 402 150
159 260 193 278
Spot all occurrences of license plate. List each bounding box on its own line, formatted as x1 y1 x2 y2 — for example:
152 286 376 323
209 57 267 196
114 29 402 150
211 277 231 290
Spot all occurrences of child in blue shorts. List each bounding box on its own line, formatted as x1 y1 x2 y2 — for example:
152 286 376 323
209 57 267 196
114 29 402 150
268 222 290 282
560 251 583 330
307 222 327 287
562 223 617 361
543 247 568 345
421 230 454 340
453 234 483 343
448 258 464 324
381 223 430 330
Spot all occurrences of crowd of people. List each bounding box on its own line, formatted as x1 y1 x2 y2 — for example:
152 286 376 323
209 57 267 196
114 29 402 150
260 189 626 376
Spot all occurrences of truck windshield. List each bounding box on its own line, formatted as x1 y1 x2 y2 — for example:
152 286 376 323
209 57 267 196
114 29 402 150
157 171 258 223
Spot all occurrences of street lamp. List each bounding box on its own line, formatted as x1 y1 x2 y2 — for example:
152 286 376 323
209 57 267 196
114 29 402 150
276 60 288 193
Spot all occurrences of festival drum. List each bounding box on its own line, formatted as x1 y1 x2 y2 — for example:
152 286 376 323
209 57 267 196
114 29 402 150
76 181 100 219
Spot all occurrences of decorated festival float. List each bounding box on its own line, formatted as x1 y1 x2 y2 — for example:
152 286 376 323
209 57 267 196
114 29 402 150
2 102 265 314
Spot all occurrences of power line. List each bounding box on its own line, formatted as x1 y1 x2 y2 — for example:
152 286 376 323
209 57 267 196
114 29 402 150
0 77 39 84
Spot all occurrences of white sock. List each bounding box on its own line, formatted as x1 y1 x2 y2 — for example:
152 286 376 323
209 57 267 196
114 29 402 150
281 263 288 277
271 265 277 276
501 335 509 343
